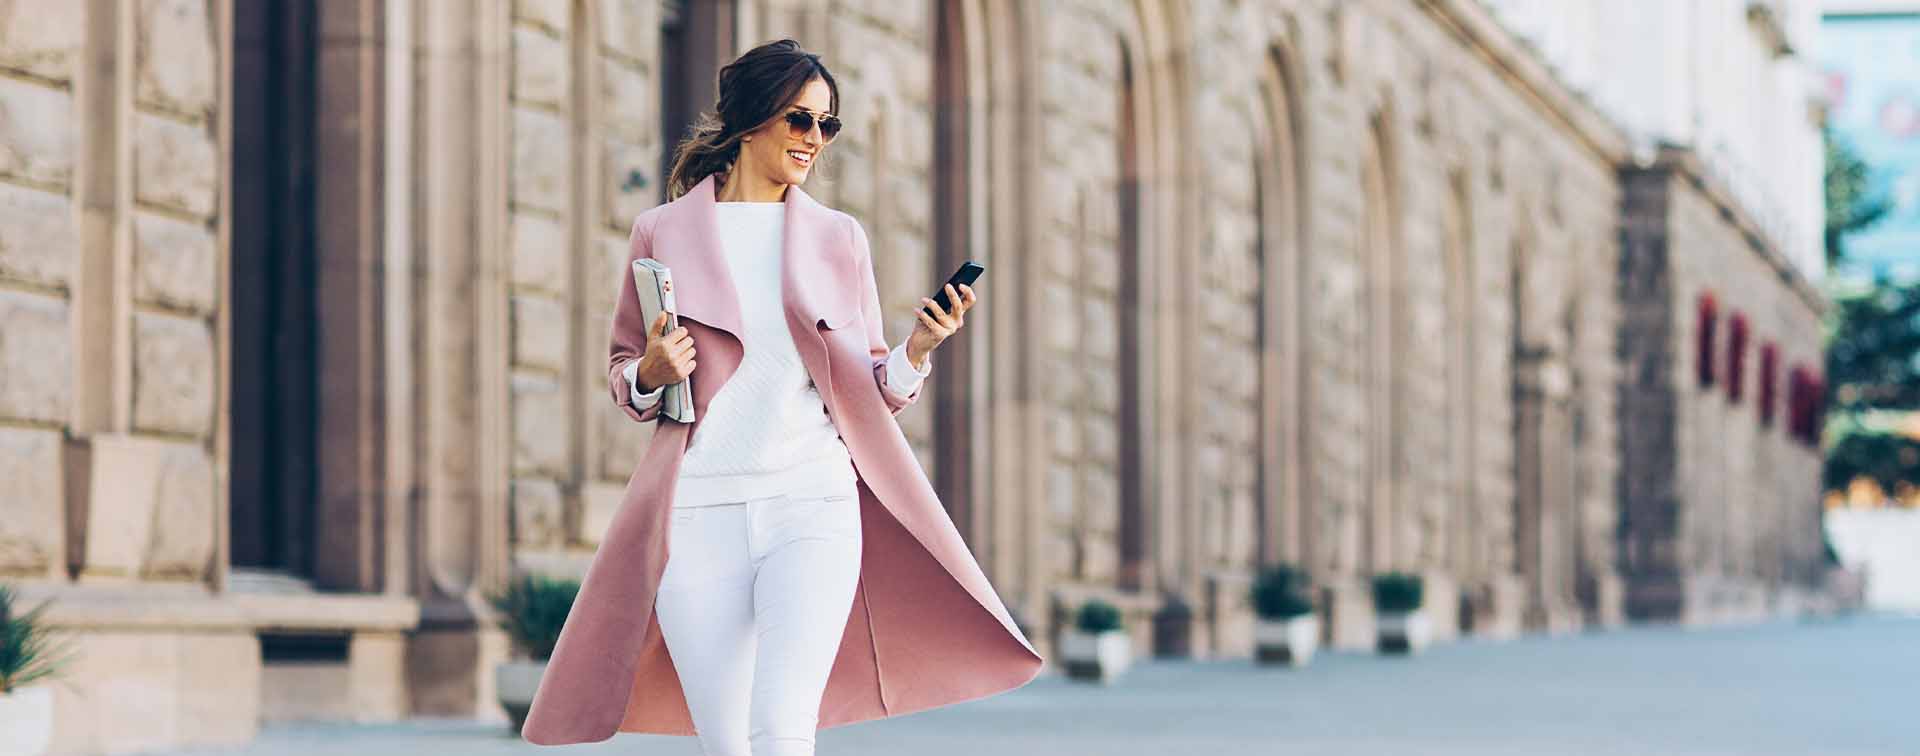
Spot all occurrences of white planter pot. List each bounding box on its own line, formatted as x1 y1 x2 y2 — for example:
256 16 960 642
0 685 54 756
495 660 547 732
1253 615 1319 666
1059 629 1130 683
1376 609 1432 654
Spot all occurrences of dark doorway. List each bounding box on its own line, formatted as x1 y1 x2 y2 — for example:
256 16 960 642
229 0 318 578
659 0 735 202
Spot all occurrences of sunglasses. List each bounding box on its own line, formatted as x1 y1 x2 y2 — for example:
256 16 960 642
781 108 843 142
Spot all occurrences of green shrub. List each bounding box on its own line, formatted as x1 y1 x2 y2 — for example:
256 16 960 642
1250 564 1315 620
487 574 581 661
1371 572 1424 614
0 583 73 694
1075 599 1124 634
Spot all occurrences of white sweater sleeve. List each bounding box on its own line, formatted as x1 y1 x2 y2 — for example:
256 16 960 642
623 359 665 408
883 338 931 399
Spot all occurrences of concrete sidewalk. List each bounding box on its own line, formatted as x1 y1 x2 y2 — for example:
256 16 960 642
151 614 1919 756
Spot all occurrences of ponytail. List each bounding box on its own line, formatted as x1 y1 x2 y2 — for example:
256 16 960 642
665 111 745 200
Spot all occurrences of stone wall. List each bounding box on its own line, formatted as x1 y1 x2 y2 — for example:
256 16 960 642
1618 152 1825 623
0 1 81 581
1 2 248 753
0 0 222 585
506 0 663 569
1019 0 1633 646
1661 156 1826 622
812 0 937 455
130 0 222 583
1032 0 1134 600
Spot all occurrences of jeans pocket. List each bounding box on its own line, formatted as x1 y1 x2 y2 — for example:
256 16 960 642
809 493 862 541
665 508 701 550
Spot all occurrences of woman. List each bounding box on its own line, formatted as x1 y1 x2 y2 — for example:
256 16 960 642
520 40 1041 754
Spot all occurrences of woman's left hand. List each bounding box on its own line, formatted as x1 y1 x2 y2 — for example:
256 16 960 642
905 283 975 370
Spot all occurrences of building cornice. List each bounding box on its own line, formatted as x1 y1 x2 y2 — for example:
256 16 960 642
1653 145 1828 315
1417 0 1632 165
1822 1 1920 18
1424 0 1826 314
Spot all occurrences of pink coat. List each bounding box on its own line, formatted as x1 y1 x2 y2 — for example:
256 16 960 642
520 175 1043 745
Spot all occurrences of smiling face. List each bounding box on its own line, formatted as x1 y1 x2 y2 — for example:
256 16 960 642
738 77 835 188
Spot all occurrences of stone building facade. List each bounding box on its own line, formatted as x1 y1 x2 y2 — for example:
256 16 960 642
0 1 1830 753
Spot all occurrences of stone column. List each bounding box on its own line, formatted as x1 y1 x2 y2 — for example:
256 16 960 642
1615 164 1685 622
404 0 514 717
970 0 1051 643
1513 351 1582 632
309 0 394 594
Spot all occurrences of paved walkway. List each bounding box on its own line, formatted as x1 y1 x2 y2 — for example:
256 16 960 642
153 614 1918 755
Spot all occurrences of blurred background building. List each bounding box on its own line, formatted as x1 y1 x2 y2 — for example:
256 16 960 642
0 1 1847 753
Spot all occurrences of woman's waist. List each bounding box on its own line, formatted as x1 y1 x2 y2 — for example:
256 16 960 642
673 445 856 507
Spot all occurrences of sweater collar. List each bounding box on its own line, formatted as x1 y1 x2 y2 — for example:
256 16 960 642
650 174 857 343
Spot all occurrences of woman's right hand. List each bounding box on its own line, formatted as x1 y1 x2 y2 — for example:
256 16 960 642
635 311 696 392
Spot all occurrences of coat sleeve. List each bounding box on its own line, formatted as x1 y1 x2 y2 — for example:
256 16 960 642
850 215 924 417
609 211 665 424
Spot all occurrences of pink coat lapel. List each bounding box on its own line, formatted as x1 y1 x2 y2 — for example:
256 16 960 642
522 175 1041 746
649 174 860 347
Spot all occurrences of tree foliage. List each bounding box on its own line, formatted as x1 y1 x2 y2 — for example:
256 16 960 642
1825 284 1920 413
1823 123 1917 495
1823 280 1920 495
1824 125 1890 267
1823 426 1920 494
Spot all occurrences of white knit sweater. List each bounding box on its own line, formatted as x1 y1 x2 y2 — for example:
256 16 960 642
621 201 930 507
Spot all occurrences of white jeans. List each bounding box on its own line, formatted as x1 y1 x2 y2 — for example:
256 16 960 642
654 476 864 756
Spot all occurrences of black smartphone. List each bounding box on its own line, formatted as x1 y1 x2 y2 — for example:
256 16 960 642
924 261 985 319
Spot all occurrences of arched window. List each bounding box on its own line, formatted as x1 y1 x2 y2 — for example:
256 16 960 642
1255 45 1309 568
1360 114 1399 572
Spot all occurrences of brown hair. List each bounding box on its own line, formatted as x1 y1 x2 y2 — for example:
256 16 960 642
664 38 840 200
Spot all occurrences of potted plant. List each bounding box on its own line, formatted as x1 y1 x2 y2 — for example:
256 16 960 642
1250 564 1319 666
1372 572 1430 654
1 584 73 756
1059 599 1129 684
487 573 580 732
